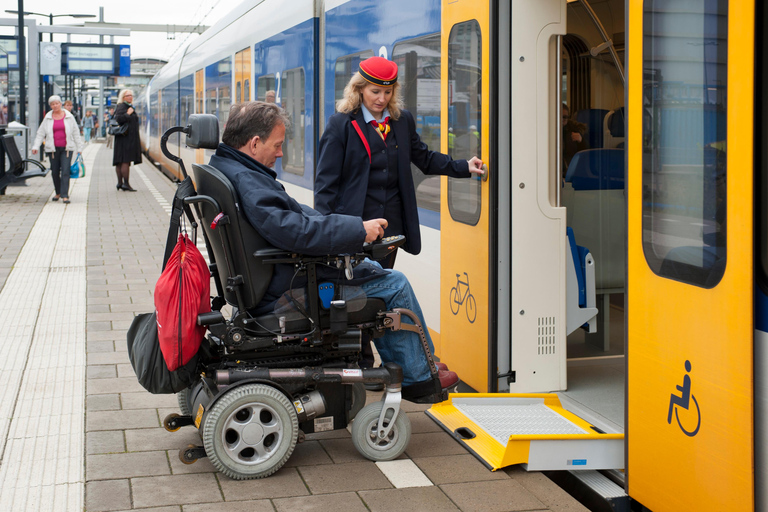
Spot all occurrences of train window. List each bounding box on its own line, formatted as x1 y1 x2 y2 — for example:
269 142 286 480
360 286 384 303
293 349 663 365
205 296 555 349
334 51 374 105
447 20 483 226
642 0 728 288
393 32 442 213
180 74 194 127
257 75 276 102
281 68 305 176
206 58 232 132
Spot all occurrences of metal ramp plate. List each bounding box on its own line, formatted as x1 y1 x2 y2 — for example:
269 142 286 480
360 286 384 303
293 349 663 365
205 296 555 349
426 393 624 471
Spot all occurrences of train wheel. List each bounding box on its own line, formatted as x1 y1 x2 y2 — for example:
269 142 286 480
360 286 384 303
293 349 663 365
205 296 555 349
202 383 298 479
351 402 411 461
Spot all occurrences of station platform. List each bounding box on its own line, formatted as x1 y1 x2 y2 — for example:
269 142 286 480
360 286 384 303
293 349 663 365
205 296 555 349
0 143 589 512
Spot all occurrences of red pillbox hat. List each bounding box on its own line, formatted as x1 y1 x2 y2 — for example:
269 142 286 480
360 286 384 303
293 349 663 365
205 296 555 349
359 56 398 86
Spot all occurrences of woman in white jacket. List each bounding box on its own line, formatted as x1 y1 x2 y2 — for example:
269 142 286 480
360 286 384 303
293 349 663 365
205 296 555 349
32 95 84 204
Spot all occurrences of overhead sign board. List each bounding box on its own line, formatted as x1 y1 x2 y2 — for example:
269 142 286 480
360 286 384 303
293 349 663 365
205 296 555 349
0 37 19 71
61 44 131 76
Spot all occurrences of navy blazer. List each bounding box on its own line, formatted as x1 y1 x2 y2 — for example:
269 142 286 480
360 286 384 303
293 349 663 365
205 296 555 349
315 109 470 255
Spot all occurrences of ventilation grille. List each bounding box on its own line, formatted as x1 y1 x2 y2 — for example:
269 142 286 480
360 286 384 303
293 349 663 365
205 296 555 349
537 316 556 355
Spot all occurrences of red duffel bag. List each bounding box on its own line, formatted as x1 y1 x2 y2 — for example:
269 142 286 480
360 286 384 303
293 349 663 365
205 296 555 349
154 233 211 371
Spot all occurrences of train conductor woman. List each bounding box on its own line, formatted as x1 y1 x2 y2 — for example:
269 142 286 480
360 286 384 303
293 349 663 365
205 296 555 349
314 56 484 268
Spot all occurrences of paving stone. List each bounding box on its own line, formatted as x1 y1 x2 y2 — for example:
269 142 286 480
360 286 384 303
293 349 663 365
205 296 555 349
86 393 121 412
274 491 368 512
87 450 170 479
113 507 181 512
87 365 117 379
87 408 159 431
87 430 125 455
87 321 114 331
282 440 334 468
413 454 508 484
88 351 131 365
504 467 590 512
131 473 223 508
168 448 217 475
121 391 177 409
439 479 547 512
359 486 460 512
85 479 132 512
404 431 469 459
116 363 135 378
407 411 444 433
125 427 199 452
184 501 274 512
299 461 391 494
88 377 147 395
317 438 371 464
87 340 117 353
218 467 309 500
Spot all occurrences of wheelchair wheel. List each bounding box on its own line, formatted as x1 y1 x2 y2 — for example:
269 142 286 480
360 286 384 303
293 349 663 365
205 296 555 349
351 402 411 461
202 383 298 479
347 383 366 423
177 387 193 416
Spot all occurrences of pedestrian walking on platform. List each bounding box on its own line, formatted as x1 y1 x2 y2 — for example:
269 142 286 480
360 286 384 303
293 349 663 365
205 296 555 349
31 95 84 204
83 110 94 142
112 90 142 191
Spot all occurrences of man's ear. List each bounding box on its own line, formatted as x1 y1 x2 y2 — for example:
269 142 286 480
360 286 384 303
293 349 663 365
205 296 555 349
246 135 260 157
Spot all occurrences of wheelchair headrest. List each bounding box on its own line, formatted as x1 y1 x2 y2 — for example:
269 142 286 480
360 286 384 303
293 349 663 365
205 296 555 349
186 114 220 150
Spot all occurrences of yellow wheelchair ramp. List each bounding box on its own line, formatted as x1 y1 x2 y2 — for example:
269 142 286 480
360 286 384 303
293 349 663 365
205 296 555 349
426 394 624 471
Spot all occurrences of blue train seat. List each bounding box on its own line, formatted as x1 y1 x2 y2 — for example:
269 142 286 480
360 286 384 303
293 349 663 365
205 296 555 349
575 108 610 149
604 107 625 148
566 227 597 335
564 148 625 191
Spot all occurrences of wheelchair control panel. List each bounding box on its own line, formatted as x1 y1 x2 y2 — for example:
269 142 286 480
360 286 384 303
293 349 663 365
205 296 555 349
363 235 405 261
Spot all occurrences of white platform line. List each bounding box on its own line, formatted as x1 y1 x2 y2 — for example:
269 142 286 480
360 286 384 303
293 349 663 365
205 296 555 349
376 459 434 488
0 144 96 511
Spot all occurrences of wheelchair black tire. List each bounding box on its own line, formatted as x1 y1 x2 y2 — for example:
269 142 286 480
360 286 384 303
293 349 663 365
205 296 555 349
347 383 366 424
202 383 298 479
351 401 411 461
177 387 193 416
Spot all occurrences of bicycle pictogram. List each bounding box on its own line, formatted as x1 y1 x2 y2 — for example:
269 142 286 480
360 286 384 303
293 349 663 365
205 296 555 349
450 272 477 323
667 360 700 437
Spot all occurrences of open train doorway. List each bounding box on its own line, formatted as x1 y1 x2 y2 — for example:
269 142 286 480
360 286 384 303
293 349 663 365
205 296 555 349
559 0 626 431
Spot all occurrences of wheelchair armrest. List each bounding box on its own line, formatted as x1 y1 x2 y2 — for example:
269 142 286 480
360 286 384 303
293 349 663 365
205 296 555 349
183 195 220 211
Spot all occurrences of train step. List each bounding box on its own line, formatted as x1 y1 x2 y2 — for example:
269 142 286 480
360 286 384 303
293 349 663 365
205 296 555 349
426 393 624 471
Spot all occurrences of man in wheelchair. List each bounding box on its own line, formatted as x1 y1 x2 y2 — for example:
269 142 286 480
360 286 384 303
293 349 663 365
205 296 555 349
207 101 458 402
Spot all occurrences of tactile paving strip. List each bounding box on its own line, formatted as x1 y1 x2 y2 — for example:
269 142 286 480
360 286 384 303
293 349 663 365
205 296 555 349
0 145 95 511
454 402 588 446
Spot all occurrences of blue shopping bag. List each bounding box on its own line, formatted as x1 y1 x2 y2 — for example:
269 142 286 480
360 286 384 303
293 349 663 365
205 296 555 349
70 154 85 179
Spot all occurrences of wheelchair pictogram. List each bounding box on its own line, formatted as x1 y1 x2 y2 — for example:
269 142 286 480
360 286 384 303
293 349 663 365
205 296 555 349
449 272 477 323
667 360 700 437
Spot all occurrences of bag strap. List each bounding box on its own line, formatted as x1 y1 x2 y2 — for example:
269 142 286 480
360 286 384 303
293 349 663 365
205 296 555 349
162 177 198 270
351 120 371 161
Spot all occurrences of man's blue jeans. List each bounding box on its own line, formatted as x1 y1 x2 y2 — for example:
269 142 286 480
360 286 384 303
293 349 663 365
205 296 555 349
359 262 434 385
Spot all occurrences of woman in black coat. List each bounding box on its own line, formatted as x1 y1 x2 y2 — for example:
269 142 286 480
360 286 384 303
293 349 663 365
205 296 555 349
314 57 484 268
112 89 142 191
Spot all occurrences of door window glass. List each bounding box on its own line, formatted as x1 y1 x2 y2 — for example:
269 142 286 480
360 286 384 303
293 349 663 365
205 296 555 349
447 20 482 225
281 67 305 176
642 0 728 287
394 33 442 213
334 51 374 104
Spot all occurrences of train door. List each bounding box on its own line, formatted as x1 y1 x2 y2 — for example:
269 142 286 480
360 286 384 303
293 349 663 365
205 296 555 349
627 1 754 510
235 48 252 104
195 69 205 164
439 0 568 393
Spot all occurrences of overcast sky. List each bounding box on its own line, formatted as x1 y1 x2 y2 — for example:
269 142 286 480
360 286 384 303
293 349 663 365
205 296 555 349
1 0 230 60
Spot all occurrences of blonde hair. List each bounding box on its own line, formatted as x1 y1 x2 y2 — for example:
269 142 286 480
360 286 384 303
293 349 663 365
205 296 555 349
117 89 135 104
335 73 403 120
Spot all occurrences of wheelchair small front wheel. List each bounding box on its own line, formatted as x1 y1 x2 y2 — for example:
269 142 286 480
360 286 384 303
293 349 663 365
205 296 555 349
351 402 411 461
202 383 298 479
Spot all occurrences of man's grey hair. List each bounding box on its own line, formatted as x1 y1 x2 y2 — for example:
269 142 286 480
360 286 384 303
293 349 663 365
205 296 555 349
222 101 291 149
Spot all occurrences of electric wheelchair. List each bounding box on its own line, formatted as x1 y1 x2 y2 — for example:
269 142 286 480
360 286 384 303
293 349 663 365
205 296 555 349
159 114 447 479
